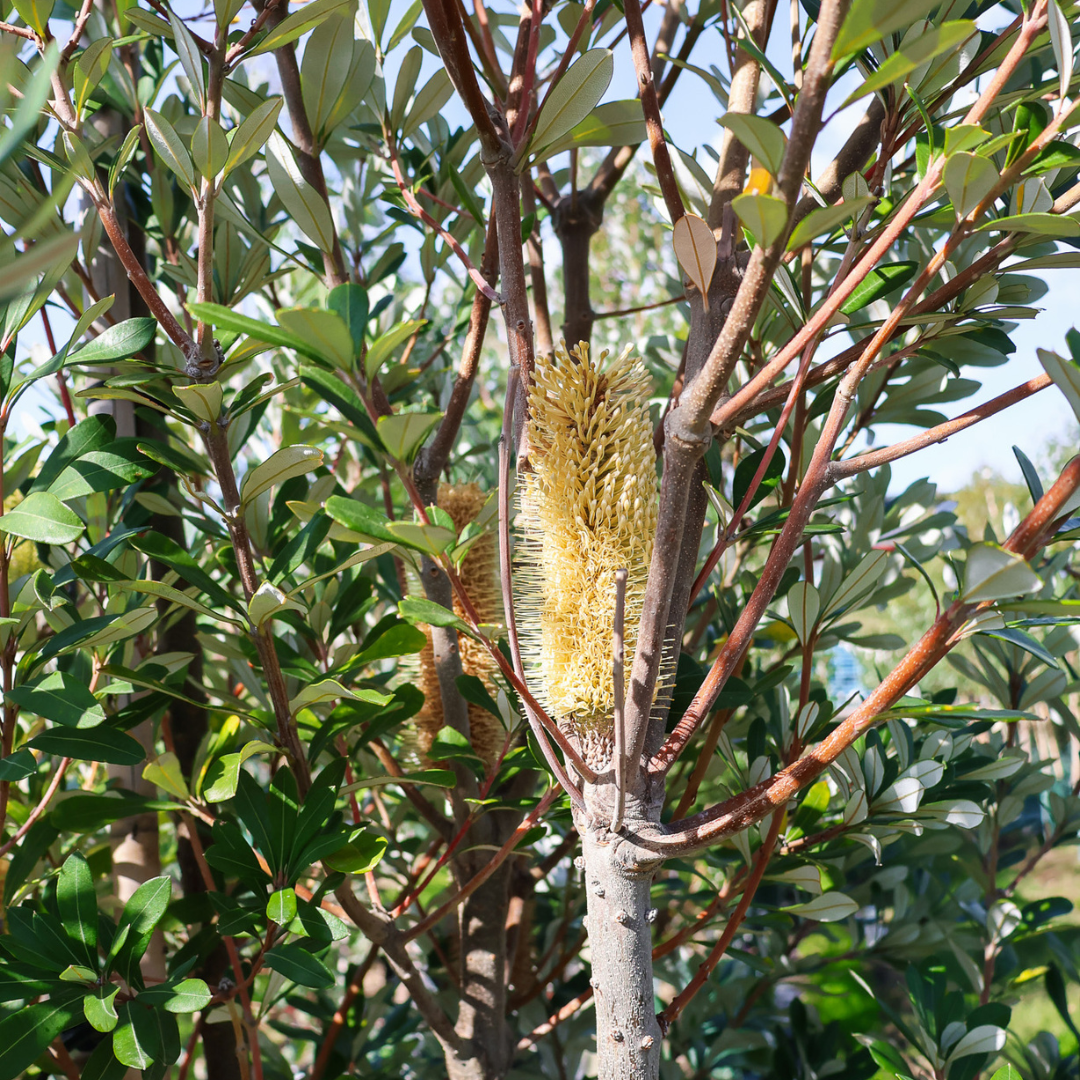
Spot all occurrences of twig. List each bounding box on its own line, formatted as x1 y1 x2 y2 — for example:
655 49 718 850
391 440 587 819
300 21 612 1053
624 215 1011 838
622 0 684 223
385 131 502 301
517 0 597 153
831 375 1052 478
0 757 71 858
611 568 628 833
594 295 683 320
404 787 558 941
659 809 784 1026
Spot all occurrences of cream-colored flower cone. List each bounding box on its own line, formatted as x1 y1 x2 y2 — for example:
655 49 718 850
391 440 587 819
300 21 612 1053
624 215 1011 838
516 341 659 767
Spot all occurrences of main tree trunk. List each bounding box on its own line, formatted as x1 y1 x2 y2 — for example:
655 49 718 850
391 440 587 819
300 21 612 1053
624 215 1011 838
580 822 662 1079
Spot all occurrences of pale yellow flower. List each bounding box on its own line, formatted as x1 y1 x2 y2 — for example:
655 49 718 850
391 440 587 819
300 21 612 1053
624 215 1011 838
516 341 659 747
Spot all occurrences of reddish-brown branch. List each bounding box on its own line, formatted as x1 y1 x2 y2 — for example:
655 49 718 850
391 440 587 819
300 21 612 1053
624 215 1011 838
386 132 501 301
660 808 784 1025
831 375 1052 479
622 0 684 223
404 787 558 942
0 757 70 858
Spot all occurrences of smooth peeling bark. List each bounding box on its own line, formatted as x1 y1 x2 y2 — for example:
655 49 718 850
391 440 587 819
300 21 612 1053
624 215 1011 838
580 823 663 1080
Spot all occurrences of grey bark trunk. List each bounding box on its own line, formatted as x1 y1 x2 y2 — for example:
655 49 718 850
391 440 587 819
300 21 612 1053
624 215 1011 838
554 192 604 349
448 856 514 1080
581 828 662 1080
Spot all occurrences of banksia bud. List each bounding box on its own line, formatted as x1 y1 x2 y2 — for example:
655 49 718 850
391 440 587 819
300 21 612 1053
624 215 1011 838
410 482 503 768
516 341 659 769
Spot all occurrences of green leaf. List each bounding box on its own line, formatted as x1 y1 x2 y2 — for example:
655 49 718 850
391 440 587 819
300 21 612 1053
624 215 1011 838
376 411 442 463
110 124 143 200
264 943 336 988
832 0 942 59
8 671 106 728
1037 348 1080 421
0 747 37 780
718 113 786 174
144 108 196 190
0 490 83 544
0 232 80 302
47 441 156 500
57 851 98 961
173 381 222 424
1048 0 1073 103
143 752 190 799
113 877 171 985
0 44 59 170
989 1067 1023 1080
138 977 212 1014
327 283 369 358
398 596 474 637
113 1003 158 1069
343 769 456 793
277 307 355 368
529 48 614 158
385 521 456 555
32 414 115 493
845 21 977 104
785 891 859 922
50 792 178 832
536 99 646 158
128 530 241 611
0 999 80 1078
289 679 390 713
247 0 353 55
28 725 146 765
115 579 244 627
788 581 820 644
839 261 917 314
134 438 208 478
824 550 890 617
731 193 788 247
267 887 298 924
68 318 156 364
11 0 55 37
961 543 1041 603
191 115 229 179
300 365 383 448
168 8 206 106
223 95 283 177
365 319 427 379
84 985 120 1033
787 196 873 250
944 151 998 219
323 832 389 874
266 132 336 253
977 212 1080 236
241 444 323 504
201 740 277 801
402 69 454 138
80 1038 127 1080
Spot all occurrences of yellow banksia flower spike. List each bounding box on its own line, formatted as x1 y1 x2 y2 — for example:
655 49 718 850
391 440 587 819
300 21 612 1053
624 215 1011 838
516 341 659 769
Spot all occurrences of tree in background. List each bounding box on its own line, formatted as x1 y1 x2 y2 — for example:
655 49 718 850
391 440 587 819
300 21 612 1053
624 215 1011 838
3 0 1080 1078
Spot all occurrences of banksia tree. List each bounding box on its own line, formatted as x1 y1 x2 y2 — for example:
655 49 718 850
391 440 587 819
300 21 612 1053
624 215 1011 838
5 2 1080 1080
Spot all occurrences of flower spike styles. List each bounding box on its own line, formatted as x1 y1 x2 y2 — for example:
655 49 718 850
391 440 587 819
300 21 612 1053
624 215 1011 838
516 341 659 770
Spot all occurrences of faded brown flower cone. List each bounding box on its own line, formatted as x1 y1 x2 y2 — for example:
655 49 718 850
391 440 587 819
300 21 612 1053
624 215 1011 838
411 482 504 768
